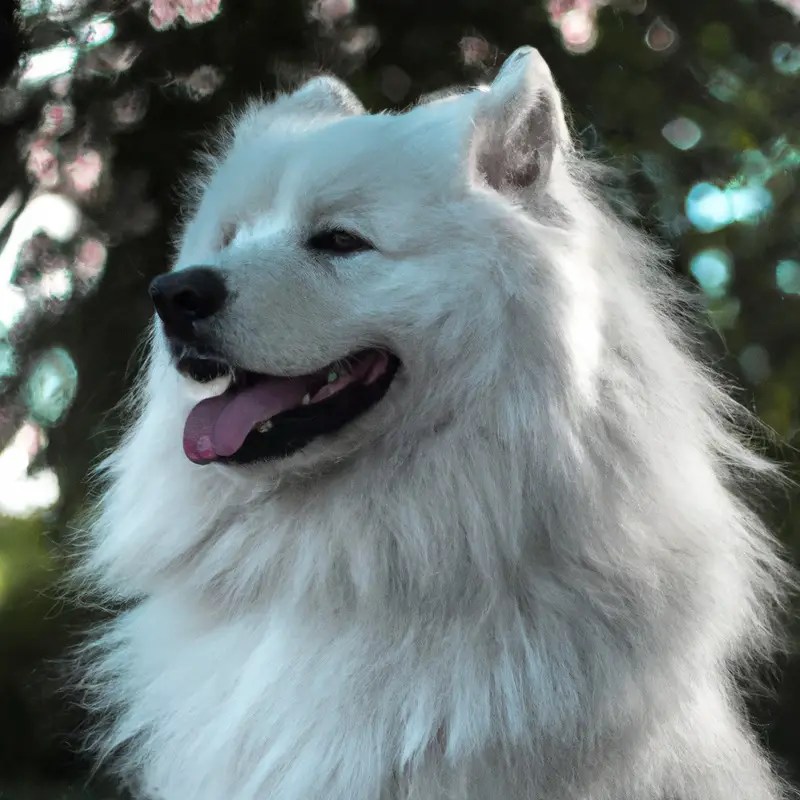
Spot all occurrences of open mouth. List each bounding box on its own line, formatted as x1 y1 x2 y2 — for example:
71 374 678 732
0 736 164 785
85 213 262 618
178 348 401 465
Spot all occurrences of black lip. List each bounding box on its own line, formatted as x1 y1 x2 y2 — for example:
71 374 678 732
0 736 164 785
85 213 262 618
177 354 231 383
179 351 402 466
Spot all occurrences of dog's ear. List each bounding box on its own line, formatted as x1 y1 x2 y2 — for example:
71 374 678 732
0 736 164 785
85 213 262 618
470 47 568 193
229 75 364 149
285 75 366 117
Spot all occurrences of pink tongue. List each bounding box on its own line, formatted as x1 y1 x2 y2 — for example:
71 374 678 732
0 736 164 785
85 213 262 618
183 377 311 463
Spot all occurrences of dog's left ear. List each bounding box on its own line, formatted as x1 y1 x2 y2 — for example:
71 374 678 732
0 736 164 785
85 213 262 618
230 75 365 148
286 75 366 117
471 47 569 193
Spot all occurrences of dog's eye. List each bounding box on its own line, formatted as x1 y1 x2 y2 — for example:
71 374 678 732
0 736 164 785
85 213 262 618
307 229 373 255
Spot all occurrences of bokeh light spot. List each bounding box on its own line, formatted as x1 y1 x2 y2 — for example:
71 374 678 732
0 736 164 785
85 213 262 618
685 183 730 232
739 343 771 384
24 348 78 426
380 66 411 103
706 296 741 330
776 259 800 294
690 248 733 297
661 117 702 150
707 67 742 102
700 22 732 58
560 10 598 54
645 17 677 52
727 185 773 223
772 42 800 75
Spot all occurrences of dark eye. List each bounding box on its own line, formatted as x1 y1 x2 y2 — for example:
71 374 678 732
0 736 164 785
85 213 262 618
307 229 372 255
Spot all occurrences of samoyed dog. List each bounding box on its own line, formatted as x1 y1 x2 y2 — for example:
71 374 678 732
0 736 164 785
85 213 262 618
78 47 792 799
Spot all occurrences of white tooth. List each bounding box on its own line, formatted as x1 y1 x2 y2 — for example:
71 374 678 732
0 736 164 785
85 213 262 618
254 419 273 433
327 370 338 384
301 393 311 405
207 372 233 396
183 371 232 401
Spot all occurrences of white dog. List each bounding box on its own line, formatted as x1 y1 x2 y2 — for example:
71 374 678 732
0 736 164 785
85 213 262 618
77 47 792 799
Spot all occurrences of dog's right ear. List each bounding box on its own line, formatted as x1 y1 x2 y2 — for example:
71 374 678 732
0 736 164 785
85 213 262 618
469 47 569 195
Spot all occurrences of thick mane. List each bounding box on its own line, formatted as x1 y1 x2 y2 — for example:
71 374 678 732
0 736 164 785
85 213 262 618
72 57 793 800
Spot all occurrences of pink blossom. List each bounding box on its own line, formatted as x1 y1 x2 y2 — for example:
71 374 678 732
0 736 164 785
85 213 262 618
339 25 378 56
546 0 607 54
17 233 55 274
179 0 222 24
50 75 72 98
39 263 72 301
74 238 108 282
96 43 141 72
149 0 221 29
26 139 60 188
149 0 180 30
40 102 75 137
112 89 148 127
66 150 103 194
546 0 605 23
460 36 491 67
310 0 355 26
560 9 597 52
178 65 224 100
17 423 42 461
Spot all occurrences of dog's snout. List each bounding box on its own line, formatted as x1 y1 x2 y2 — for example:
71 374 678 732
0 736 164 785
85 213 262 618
149 267 228 337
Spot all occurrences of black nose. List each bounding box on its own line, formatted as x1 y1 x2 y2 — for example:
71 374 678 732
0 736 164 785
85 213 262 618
149 267 227 338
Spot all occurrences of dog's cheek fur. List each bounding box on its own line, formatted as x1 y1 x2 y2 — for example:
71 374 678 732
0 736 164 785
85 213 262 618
72 48 792 800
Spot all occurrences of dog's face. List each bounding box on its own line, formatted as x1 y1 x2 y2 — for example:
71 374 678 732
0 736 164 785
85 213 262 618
148 48 576 470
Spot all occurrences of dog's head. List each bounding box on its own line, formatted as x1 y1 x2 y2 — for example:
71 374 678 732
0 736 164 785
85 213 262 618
147 47 585 472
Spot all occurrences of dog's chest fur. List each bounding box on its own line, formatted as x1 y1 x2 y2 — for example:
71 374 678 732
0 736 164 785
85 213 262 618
114 594 475 800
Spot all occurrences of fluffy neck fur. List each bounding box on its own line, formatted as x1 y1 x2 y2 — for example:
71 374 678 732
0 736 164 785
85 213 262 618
76 195 789 800
75 61 791 799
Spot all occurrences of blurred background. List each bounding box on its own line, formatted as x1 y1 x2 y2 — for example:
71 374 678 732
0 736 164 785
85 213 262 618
0 0 799 796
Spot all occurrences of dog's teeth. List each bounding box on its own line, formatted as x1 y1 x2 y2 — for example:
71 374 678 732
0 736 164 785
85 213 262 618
254 419 273 433
183 371 232 401
301 393 311 405
327 370 338 384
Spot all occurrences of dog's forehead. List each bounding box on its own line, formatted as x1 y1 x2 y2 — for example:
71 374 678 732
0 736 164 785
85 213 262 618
229 97 471 196
205 90 482 231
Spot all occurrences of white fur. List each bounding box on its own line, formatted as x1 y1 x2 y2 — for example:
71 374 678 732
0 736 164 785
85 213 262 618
75 49 793 799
